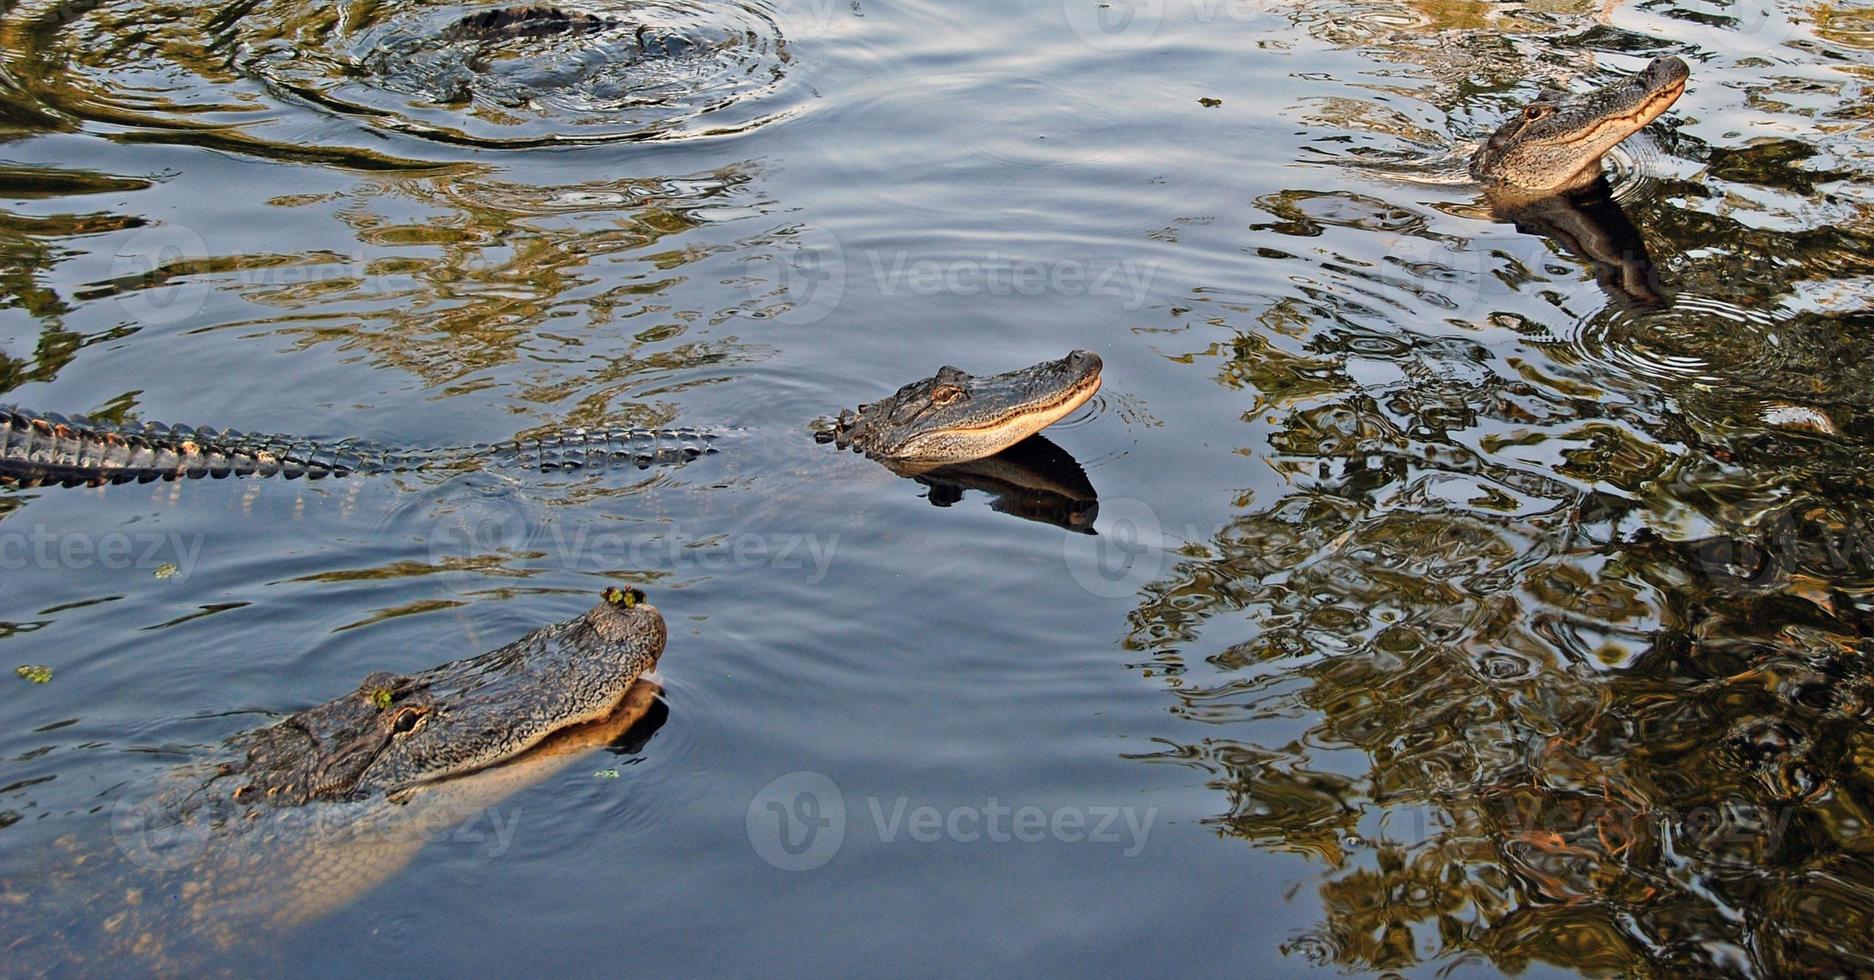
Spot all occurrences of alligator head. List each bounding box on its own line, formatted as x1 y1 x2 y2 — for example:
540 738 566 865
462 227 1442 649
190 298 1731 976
817 350 1103 467
1470 56 1689 194
226 588 666 805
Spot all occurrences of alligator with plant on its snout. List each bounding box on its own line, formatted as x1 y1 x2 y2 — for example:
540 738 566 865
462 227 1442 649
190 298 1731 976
3 588 669 967
1470 56 1689 199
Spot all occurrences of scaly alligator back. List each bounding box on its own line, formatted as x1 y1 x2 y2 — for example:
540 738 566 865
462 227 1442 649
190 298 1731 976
0 408 716 488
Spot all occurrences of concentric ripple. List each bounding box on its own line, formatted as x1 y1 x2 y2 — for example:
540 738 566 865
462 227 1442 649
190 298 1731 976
1572 294 1794 387
0 0 794 152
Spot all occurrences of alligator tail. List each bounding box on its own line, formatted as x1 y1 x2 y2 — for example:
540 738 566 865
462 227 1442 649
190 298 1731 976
0 408 717 488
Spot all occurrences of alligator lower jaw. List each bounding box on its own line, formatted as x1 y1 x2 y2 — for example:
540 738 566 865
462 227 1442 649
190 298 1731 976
890 375 1102 472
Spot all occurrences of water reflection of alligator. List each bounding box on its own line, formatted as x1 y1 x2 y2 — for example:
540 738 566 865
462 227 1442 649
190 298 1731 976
8 589 668 966
1489 175 1669 309
0 408 716 488
1471 56 1688 195
909 435 1099 533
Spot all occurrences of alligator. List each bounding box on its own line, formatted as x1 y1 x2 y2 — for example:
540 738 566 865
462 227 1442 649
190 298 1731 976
817 350 1104 471
3 352 1103 490
1470 56 1688 196
4 588 669 966
0 408 716 489
441 5 696 57
443 5 621 41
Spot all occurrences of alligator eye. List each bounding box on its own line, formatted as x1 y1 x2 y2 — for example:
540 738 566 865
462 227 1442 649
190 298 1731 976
930 384 966 406
1523 105 1551 122
390 707 428 736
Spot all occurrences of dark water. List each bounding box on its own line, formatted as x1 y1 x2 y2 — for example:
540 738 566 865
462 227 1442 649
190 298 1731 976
2 0 1873 974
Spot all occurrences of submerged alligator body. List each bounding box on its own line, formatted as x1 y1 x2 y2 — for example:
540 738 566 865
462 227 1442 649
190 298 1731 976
441 5 696 57
1470 56 1688 195
818 350 1103 468
443 5 621 41
0 408 715 489
7 590 669 965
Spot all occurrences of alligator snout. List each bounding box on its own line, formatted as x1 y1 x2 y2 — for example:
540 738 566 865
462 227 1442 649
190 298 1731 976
1641 56 1691 89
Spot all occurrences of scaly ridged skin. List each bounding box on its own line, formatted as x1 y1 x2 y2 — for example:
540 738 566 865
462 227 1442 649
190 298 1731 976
1469 56 1689 193
0 407 717 488
187 588 667 807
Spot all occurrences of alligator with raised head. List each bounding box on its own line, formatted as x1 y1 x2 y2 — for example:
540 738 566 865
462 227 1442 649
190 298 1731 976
4 588 669 968
4 352 1101 490
1470 55 1689 198
817 349 1104 471
0 409 716 489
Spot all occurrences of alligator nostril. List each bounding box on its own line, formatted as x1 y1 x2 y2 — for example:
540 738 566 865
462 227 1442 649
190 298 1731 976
1068 350 1102 373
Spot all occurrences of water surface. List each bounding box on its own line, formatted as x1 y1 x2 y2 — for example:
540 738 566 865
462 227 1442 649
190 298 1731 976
2 0 1873 974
